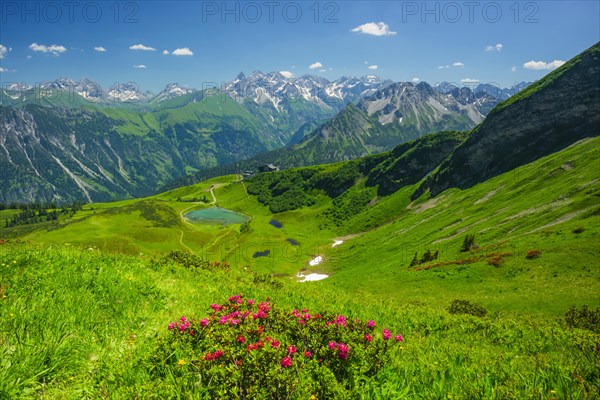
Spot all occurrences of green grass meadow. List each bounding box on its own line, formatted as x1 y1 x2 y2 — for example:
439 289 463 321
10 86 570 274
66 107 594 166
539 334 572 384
0 138 599 398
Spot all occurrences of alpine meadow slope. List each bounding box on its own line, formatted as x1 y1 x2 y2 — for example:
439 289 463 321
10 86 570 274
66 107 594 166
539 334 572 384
1 42 599 399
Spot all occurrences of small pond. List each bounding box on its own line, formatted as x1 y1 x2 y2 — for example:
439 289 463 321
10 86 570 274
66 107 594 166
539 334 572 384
185 207 249 225
269 219 283 228
252 250 271 258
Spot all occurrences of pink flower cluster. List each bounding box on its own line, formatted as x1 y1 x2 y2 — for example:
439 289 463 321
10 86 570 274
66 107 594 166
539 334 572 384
281 356 292 368
166 295 405 371
168 316 192 333
247 341 265 352
292 308 321 326
328 341 349 359
204 350 224 361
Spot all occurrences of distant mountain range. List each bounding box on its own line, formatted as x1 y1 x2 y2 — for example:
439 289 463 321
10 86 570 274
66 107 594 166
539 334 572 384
165 78 520 188
0 71 532 203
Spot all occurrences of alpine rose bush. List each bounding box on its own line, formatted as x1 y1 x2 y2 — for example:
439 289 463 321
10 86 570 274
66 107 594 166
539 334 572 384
153 294 404 398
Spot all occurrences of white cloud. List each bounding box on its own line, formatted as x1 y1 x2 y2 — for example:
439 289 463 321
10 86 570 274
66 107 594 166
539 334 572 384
162 50 169 55
0 44 11 59
368 65 378 70
523 60 565 71
29 43 67 56
453 62 464 67
279 70 294 78
351 22 397 36
511 66 517 72
172 47 193 56
364 61 368 64
94 46 107 52
26 55 32 59
438 65 449 69
309 61 323 70
291 65 296 69
133 64 147 69
461 78 479 84
412 77 420 83
319 69 327 72
0 67 7 72
129 44 156 51
485 43 503 52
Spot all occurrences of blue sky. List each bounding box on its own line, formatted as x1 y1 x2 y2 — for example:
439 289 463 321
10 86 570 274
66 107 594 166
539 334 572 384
1 1 598 92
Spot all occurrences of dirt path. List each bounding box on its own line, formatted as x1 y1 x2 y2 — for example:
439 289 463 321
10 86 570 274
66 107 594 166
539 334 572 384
178 229 195 253
236 174 249 198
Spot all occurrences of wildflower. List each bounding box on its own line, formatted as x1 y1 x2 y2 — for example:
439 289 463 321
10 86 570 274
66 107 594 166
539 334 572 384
247 299 255 305
237 335 246 343
310 395 317 400
334 315 347 327
382 329 391 340
178 359 186 366
287 345 297 354
229 318 240 325
210 304 222 312
367 320 376 328
364 334 373 342
337 343 349 359
303 313 311 320
301 308 308 313
281 356 292 368
304 351 312 358
258 301 271 312
328 341 337 350
199 318 209 326
271 340 280 348
214 350 224 359
168 322 175 330
395 334 403 342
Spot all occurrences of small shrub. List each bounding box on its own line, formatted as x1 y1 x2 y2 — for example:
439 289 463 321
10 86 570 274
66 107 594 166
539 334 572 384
525 250 542 259
448 299 488 317
488 256 504 267
160 250 229 270
564 305 600 333
240 221 250 234
409 249 439 267
572 226 585 234
154 294 404 398
460 234 477 252
409 252 419 267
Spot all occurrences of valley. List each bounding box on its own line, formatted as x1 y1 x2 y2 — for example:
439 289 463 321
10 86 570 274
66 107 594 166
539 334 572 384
0 8 598 397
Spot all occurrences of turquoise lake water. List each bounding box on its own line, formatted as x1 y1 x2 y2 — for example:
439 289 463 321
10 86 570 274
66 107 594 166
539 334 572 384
184 207 249 225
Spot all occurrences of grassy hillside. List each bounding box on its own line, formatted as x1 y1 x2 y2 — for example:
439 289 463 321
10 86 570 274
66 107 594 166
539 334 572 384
2 135 598 309
1 134 599 398
1 240 598 398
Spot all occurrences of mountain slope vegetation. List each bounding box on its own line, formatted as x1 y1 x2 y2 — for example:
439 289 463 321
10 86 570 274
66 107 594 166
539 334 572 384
1 42 599 400
418 42 600 197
